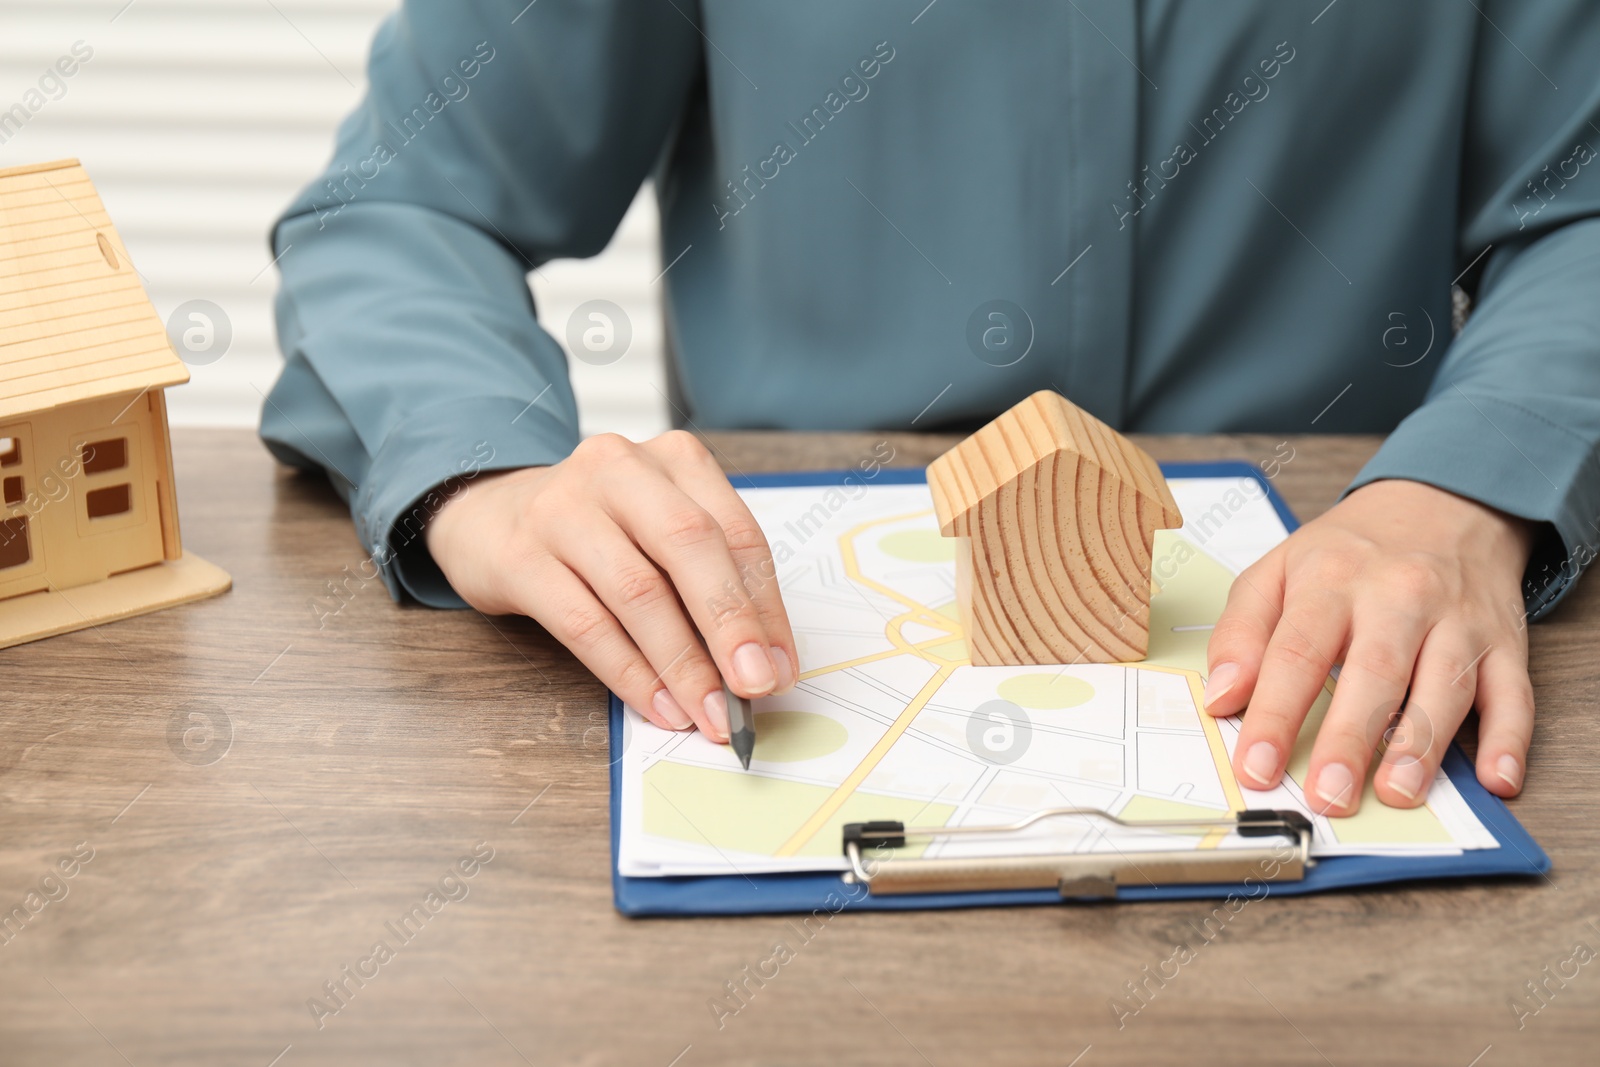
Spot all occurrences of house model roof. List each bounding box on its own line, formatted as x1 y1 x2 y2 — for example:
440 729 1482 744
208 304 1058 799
0 159 187 421
928 389 1183 535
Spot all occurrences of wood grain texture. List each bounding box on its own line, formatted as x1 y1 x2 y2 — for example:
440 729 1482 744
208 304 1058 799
0 429 1595 1067
929 391 1182 665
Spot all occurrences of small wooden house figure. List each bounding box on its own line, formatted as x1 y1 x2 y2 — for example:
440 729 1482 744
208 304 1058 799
927 390 1182 666
0 159 229 649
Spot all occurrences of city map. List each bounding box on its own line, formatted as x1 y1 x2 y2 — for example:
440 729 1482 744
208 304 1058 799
617 474 1497 878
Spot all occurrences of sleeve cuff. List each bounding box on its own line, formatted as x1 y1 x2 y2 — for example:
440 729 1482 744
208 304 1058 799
354 395 579 608
1344 390 1600 621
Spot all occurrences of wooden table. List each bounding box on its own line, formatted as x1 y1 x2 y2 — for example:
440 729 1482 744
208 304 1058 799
1 429 1596 1067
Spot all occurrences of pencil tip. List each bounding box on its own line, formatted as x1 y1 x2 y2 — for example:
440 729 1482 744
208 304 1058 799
739 752 751 770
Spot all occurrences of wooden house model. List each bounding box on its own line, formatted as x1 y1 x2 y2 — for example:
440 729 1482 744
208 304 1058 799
927 390 1182 666
0 159 229 649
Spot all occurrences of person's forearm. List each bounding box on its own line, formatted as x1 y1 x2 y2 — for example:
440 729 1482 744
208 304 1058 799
1345 219 1600 619
265 202 582 604
263 1 702 604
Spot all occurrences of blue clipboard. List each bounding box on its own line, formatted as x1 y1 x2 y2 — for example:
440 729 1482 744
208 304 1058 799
610 462 1550 916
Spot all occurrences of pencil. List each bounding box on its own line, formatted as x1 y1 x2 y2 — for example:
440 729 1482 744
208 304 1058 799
723 680 755 770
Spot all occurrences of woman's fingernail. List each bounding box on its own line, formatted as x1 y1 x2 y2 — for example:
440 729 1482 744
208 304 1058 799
732 641 776 696
771 646 795 691
1496 754 1523 791
703 689 730 741
1204 662 1240 708
1385 755 1427 800
1314 762 1356 813
652 689 692 730
1242 740 1279 787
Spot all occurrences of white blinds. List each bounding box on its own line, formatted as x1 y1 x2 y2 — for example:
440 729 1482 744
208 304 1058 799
1 0 667 437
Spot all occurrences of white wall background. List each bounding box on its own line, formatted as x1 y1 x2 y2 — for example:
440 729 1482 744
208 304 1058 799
2 0 671 439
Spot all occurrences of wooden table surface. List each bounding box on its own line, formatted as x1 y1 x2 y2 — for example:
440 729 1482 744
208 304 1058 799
1 429 1596 1067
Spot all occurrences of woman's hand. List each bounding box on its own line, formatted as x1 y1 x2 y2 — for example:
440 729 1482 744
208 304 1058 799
425 431 797 740
1203 478 1537 815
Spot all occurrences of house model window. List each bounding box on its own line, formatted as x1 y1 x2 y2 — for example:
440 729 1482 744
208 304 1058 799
81 436 133 518
0 517 28 571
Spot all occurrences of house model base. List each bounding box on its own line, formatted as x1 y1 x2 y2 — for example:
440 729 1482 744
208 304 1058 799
0 550 231 651
927 390 1184 667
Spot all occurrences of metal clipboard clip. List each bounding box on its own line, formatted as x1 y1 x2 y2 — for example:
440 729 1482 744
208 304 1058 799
842 808 1314 899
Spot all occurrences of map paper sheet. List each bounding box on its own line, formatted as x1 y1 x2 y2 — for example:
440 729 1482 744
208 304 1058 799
618 475 1497 878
